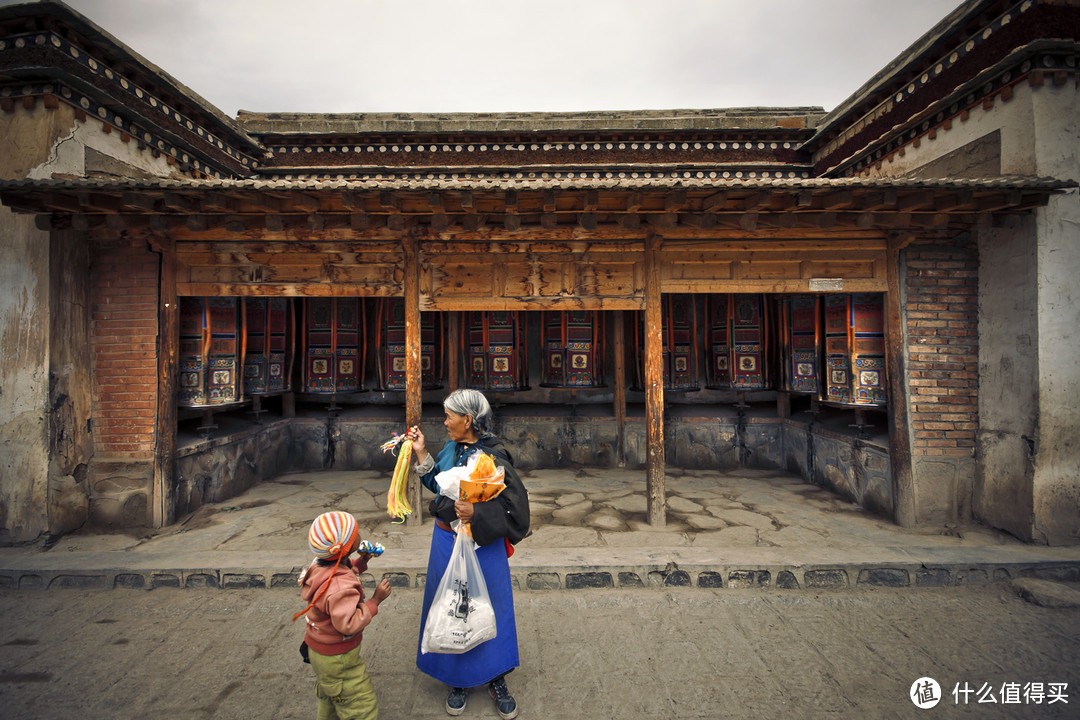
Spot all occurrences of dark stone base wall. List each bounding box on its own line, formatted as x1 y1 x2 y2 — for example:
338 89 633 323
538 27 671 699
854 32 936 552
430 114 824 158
175 419 293 517
172 413 892 522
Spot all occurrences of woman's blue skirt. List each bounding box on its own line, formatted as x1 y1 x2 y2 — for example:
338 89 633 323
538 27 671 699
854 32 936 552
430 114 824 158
416 525 519 688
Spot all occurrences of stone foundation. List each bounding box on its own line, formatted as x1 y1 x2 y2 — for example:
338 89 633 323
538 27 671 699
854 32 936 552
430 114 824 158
173 408 892 522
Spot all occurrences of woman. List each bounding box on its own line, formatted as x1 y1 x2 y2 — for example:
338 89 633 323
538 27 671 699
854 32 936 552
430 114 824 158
405 389 530 720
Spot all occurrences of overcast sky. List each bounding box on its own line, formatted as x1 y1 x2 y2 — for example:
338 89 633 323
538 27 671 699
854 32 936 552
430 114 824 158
7 0 962 117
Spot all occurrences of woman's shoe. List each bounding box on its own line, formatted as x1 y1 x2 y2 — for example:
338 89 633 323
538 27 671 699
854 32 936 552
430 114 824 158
488 677 518 719
446 687 468 716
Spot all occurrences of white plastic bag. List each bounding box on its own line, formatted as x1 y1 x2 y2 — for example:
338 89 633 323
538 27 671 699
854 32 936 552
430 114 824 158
421 526 497 654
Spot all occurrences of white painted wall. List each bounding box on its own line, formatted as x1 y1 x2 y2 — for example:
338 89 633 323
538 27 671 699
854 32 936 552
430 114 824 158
1030 84 1080 544
0 104 179 540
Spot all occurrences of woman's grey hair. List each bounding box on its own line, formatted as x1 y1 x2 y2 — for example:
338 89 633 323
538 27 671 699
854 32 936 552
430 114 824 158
443 388 494 437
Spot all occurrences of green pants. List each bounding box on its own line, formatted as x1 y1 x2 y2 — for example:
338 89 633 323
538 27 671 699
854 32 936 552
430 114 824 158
308 644 379 720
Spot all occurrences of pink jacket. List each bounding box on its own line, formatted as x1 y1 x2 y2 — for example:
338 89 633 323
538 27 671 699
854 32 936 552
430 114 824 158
299 557 380 656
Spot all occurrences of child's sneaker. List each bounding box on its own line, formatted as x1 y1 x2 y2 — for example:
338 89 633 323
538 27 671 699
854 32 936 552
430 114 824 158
487 677 518 719
446 687 467 716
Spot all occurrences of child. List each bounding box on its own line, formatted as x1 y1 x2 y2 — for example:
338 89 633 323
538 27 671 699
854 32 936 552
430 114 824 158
293 511 392 720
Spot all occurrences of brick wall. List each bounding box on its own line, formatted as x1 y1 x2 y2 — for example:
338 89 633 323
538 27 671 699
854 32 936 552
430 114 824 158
904 238 979 457
90 237 159 456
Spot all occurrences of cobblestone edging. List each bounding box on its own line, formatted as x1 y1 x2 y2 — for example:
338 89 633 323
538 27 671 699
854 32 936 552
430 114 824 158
2 563 1077 592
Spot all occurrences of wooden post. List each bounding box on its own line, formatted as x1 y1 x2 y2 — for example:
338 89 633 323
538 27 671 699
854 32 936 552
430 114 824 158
151 235 177 528
776 390 791 419
447 311 460 393
403 231 423 526
644 233 666 526
886 233 916 527
613 309 626 468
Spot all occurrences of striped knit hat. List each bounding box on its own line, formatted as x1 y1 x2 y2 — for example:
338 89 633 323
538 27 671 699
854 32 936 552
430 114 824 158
308 511 359 560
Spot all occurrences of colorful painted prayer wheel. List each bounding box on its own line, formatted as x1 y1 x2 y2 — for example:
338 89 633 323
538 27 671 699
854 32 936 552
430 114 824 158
376 298 444 390
301 298 365 394
178 296 245 408
464 310 528 391
243 298 295 396
706 293 772 391
540 310 606 388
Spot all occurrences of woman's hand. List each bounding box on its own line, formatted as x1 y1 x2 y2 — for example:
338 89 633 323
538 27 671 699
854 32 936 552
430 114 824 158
454 499 474 523
373 578 392 604
405 425 427 460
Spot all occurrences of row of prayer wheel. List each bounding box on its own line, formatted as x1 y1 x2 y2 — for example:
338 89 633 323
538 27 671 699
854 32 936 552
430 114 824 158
177 294 885 410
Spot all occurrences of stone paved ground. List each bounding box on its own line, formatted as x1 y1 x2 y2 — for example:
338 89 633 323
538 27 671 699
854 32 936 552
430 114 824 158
31 466 1028 558
0 584 1077 719
5 466 1077 594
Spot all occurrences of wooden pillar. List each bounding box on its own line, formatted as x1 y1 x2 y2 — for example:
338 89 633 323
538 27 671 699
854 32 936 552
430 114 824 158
403 231 423 525
151 235 177 528
886 233 916 527
447 311 460 393
644 233 666 526
613 309 626 467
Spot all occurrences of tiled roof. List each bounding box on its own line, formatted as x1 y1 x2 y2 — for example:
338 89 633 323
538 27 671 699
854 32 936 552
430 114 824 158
1 175 1071 194
237 108 826 136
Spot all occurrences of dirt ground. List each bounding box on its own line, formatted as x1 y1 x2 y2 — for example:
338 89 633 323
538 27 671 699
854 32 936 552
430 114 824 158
0 583 1077 719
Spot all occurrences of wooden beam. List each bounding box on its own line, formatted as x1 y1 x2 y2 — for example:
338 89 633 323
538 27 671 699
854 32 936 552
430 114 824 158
403 231 423 527
643 232 665 527
121 192 156 213
341 191 365 212
976 190 1023 212
542 191 557 213
665 190 687 212
701 190 727 212
819 190 854 211
584 190 599 212
897 191 934 212
163 192 197 213
737 192 766 212
886 233 916 528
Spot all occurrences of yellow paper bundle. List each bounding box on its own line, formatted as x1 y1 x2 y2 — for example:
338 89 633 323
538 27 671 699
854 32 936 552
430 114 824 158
459 452 505 503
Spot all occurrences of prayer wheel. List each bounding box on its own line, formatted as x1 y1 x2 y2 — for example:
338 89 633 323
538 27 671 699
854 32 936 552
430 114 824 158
376 297 444 390
243 298 295 396
706 293 772 391
464 311 528 391
633 294 700 391
178 296 245 408
540 310 605 388
778 295 821 396
301 298 365 394
824 293 887 406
